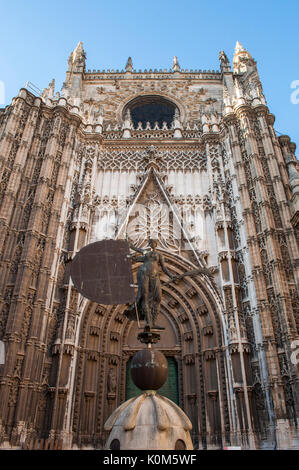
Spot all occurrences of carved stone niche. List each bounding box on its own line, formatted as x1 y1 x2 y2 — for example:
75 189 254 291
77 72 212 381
52 343 61 355
229 344 239 354
242 343 251 353
184 353 195 365
197 305 208 316
184 331 193 342
107 368 117 402
110 332 120 342
207 390 218 401
203 325 213 336
203 349 216 361
108 355 119 366
87 351 98 361
90 326 100 336
178 312 189 323
185 287 197 298
95 306 106 316
168 298 178 308
114 312 125 323
63 344 74 356
187 393 197 404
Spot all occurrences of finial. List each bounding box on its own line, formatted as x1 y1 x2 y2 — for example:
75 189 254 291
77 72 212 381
219 50 231 72
74 41 84 54
235 41 246 54
125 57 133 72
233 41 255 73
70 41 86 72
172 56 180 72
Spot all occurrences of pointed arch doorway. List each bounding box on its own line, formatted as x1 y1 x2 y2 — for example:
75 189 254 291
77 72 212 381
71 252 232 449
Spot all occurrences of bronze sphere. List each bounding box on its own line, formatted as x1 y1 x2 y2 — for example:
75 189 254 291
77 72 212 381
131 348 168 390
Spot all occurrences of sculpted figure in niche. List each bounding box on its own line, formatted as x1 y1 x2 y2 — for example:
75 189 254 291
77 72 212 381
107 368 117 394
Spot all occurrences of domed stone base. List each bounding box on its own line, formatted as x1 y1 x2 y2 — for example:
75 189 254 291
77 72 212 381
104 390 193 450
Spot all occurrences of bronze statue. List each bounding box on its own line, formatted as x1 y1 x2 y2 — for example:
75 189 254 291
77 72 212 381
124 238 214 330
125 239 175 329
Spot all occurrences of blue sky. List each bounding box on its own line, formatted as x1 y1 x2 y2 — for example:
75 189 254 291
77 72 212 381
1 0 298 148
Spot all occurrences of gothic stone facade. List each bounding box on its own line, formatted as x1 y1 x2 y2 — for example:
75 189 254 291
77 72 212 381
0 42 298 450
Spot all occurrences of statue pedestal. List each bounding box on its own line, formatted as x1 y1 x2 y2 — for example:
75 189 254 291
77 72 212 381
104 391 193 450
104 324 193 450
137 325 161 345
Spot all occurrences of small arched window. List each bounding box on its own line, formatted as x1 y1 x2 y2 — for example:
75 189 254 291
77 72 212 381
175 439 186 450
110 439 120 450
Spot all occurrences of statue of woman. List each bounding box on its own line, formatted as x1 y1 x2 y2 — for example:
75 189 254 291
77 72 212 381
125 239 174 329
107 368 117 394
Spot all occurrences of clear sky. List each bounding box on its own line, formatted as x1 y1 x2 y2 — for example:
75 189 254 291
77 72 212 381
1 0 298 148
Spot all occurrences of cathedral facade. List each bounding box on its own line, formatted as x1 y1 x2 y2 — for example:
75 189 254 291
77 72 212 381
0 42 298 450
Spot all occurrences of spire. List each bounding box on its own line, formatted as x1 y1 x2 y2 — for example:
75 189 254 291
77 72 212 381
73 41 85 57
233 40 255 74
234 41 253 60
235 41 246 54
172 56 180 72
64 42 86 100
125 57 133 72
67 41 86 74
74 42 86 61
